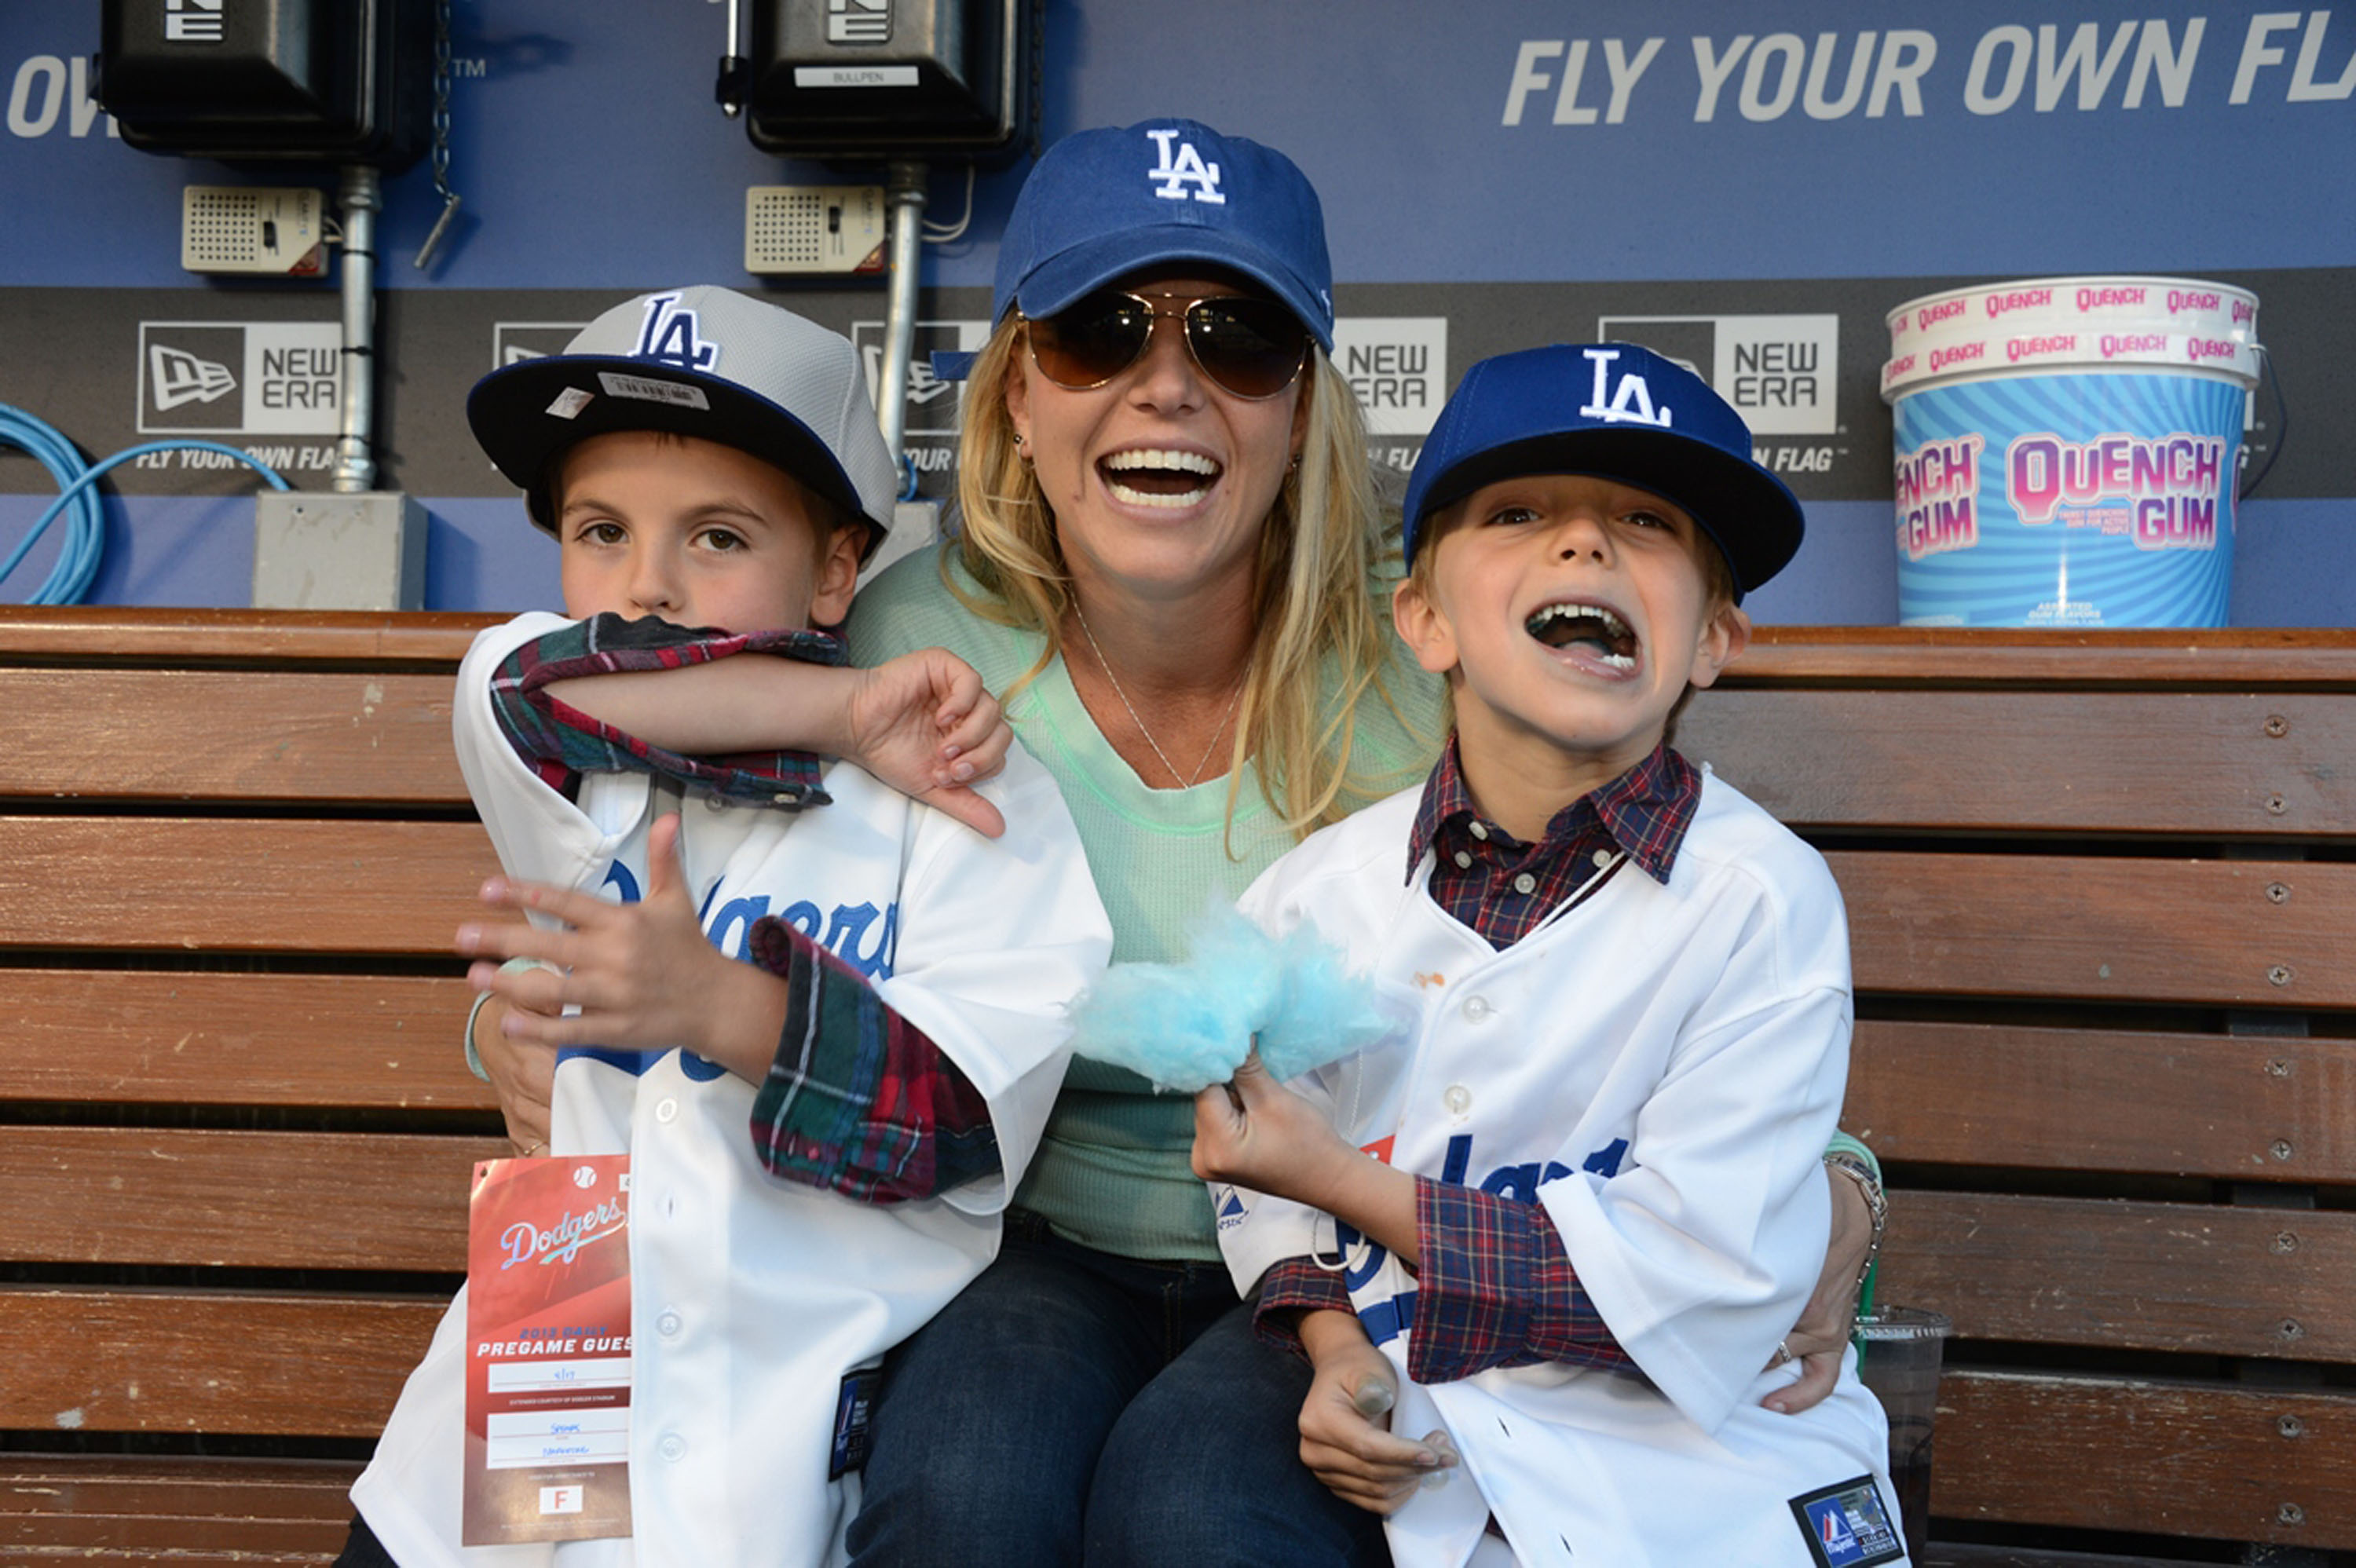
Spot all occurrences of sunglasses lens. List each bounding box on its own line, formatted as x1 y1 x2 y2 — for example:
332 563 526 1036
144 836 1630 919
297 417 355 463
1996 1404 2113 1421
1187 298 1310 398
1029 294 1153 388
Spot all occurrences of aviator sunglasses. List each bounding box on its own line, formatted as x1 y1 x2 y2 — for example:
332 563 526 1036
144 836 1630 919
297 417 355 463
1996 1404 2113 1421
1023 290 1312 400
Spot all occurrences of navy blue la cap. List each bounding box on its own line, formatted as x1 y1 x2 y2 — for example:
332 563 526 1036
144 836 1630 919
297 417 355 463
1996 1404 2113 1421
1401 342 1805 601
934 119 1334 379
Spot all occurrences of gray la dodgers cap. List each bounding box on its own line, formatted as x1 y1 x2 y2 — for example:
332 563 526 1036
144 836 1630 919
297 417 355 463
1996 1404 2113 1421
467 287 899 557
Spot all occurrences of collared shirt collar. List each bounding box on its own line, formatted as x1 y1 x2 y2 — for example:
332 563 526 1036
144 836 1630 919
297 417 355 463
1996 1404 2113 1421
1406 735 1702 887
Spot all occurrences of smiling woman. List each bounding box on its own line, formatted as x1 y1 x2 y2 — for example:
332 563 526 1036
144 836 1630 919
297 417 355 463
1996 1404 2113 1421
839 118 1441 1568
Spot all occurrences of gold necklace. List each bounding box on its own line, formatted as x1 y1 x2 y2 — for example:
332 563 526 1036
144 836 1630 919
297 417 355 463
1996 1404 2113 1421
1074 605 1245 788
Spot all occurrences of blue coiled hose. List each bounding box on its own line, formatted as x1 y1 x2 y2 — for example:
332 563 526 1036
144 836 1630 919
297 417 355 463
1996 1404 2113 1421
0 403 292 605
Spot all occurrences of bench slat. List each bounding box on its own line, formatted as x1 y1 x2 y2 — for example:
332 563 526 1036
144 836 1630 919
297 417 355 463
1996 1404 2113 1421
1832 851 2355 1008
1683 689 2354 836
1937 1369 2356 1548
1845 1021 2356 1182
4 970 494 1109
0 1457 358 1554
0 671 465 806
0 606 487 666
0 1289 445 1437
0 1128 499 1270
1732 626 2356 685
1880 1192 2356 1358
1924 1550 2227 1568
0 817 499 953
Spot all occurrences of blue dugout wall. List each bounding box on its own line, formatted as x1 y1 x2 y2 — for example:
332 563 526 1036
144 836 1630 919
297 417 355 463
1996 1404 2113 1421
2 2 2350 624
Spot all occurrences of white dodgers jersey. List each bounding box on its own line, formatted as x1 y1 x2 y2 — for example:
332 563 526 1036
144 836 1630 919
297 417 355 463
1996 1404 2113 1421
353 613 1112 1568
1216 778 1903 1568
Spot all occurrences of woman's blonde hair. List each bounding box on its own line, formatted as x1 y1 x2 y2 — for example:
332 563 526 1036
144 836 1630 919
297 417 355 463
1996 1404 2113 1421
942 316 1424 840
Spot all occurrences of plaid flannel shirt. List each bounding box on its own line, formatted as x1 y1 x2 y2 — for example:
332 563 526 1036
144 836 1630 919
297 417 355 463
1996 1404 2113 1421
1255 740 1703 1383
488 612 839 806
486 612 996 1202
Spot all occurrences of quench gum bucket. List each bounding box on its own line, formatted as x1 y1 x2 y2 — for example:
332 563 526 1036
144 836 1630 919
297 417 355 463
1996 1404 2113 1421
1881 276 2261 627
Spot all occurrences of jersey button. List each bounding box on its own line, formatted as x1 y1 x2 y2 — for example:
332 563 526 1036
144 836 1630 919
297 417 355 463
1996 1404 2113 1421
657 1310 683 1338
1452 850 1473 869
1462 996 1491 1022
658 1434 687 1462
655 1098 679 1124
1468 821 1488 840
1512 872 1537 895
1443 1084 1472 1115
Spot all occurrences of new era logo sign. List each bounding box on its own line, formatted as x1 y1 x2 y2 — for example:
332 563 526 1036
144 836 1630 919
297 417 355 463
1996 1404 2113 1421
138 321 342 436
148 343 236 411
1597 315 1840 437
1145 129 1224 203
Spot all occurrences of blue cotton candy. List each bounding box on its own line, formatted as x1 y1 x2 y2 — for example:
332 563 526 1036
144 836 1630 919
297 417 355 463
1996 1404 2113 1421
1258 923 1401 1084
1066 897 1396 1093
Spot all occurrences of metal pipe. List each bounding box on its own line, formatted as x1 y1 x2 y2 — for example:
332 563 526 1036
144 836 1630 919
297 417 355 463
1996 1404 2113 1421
876 159 927 467
333 164 380 493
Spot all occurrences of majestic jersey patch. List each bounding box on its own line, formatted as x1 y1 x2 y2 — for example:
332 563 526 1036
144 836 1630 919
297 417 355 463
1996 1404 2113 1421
1789 1474 1906 1567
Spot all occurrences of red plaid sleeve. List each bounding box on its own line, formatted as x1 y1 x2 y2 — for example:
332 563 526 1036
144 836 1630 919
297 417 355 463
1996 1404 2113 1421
743 916 997 1203
1250 1255 1358 1359
490 612 837 805
1409 1176 1631 1385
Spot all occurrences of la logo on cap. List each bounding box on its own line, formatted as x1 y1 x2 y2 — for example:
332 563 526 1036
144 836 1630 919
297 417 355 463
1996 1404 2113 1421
635 292 721 372
1146 128 1225 204
1579 346 1673 429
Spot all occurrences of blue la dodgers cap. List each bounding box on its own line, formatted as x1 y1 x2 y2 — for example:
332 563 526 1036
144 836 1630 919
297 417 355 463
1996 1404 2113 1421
934 118 1334 380
468 287 899 558
1400 342 1805 601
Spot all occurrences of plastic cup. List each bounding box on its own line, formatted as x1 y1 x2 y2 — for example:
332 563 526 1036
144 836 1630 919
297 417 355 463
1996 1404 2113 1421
1857 1306 1953 1563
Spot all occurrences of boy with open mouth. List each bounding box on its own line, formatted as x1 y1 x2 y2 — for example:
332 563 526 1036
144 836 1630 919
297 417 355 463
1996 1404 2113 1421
1194 342 1907 1567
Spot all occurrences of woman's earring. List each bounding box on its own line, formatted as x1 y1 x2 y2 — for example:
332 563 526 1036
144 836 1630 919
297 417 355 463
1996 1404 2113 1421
1013 432 1032 464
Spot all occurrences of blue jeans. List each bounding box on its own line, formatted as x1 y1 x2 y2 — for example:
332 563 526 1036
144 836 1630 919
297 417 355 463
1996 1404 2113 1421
845 1210 1387 1568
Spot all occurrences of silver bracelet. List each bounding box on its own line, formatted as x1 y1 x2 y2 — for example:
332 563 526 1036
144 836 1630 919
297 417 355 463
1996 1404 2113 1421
1824 1150 1888 1296
463 986 496 1081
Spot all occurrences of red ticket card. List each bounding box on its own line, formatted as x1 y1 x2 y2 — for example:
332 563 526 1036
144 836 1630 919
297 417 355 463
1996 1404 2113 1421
462 1154 634 1544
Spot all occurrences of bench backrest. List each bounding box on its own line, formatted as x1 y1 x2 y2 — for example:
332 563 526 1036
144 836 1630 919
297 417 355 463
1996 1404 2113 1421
1683 627 2356 1559
0 609 503 1473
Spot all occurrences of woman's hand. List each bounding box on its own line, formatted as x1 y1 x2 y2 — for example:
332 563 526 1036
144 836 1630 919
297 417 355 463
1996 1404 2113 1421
1762 1160 1877 1413
1295 1310 1456 1515
470 989 557 1153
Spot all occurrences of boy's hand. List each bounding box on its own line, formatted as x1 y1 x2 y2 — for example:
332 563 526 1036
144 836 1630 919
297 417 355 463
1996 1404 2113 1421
844 648 1012 838
1191 1052 1356 1203
455 816 786 1082
1297 1310 1457 1514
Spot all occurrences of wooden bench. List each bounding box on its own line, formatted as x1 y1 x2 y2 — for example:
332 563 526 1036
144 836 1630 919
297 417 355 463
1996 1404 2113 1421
3 609 2351 1563
1683 627 2356 1567
0 606 503 1562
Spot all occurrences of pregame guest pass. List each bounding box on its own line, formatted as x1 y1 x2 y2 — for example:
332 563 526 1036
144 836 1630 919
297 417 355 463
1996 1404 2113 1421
463 1153 635 1544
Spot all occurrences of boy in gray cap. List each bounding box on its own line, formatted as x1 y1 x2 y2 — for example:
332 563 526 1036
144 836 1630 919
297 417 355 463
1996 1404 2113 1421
344 287 1111 1568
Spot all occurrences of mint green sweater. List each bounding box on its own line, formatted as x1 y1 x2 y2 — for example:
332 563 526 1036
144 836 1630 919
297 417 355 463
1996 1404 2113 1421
847 545 1444 1262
